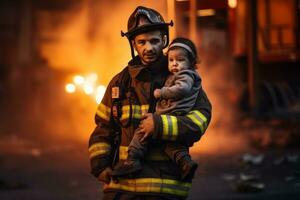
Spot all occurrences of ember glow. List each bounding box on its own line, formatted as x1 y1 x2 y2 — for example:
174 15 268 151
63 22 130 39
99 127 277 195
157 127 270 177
65 83 76 93
65 73 106 104
73 75 85 85
228 0 237 8
96 85 106 104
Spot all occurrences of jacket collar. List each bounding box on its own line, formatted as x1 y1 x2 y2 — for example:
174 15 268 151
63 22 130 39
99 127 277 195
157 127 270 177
128 55 169 81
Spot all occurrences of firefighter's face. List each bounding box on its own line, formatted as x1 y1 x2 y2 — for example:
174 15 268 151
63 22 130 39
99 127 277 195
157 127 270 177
168 48 192 74
132 31 165 65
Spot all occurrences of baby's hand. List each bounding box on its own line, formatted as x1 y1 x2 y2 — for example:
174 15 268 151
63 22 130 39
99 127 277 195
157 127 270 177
154 89 161 99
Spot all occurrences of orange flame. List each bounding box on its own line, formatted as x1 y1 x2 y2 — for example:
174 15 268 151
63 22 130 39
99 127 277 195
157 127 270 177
65 73 106 103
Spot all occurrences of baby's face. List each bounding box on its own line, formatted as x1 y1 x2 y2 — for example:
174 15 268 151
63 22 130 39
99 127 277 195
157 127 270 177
168 48 192 74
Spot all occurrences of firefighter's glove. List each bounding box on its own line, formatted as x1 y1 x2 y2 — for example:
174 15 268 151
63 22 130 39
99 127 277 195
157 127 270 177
98 167 113 184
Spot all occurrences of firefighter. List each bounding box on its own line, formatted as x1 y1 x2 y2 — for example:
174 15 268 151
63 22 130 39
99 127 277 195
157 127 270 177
88 6 212 200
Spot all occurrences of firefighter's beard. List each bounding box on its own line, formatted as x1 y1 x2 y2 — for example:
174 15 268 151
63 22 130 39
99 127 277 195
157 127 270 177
143 52 156 60
141 50 161 65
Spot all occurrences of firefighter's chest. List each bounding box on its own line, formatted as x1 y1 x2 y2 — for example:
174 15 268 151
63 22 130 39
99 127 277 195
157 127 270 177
132 80 152 103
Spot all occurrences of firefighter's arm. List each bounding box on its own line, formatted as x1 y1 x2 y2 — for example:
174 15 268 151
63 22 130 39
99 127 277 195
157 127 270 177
88 117 115 178
151 88 212 146
88 81 117 179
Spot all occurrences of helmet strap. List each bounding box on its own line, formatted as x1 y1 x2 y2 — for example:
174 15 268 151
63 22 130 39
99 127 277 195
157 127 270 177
163 34 168 48
129 40 135 58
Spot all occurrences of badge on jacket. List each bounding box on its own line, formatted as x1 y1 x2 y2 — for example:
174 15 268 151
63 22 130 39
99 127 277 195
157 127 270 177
112 87 120 99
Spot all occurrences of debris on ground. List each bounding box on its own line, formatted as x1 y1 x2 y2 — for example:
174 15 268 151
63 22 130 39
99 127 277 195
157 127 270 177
273 154 299 165
234 173 265 193
221 173 236 182
241 153 264 165
235 180 265 193
239 173 260 182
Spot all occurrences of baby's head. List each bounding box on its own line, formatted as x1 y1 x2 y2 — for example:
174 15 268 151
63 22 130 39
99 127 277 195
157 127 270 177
167 37 198 74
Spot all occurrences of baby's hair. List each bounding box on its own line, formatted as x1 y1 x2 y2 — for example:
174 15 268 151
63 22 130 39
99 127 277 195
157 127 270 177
167 37 199 69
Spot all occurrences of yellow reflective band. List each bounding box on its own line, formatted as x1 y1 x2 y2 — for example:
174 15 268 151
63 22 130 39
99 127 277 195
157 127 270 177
187 110 208 133
162 115 169 139
170 116 178 140
141 105 149 115
89 143 111 159
161 115 178 141
96 103 111 121
192 110 207 123
104 178 191 197
119 146 169 161
120 105 149 120
119 146 128 160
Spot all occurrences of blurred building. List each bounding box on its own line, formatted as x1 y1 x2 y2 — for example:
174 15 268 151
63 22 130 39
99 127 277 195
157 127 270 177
169 0 300 118
0 0 87 137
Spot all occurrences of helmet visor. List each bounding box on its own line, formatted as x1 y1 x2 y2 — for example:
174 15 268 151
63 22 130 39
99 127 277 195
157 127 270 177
128 8 164 31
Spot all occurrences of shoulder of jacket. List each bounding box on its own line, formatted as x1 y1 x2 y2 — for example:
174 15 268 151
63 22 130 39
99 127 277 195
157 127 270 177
108 66 130 87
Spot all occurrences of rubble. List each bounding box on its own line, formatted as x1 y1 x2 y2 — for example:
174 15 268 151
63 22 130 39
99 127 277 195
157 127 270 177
221 173 236 181
241 153 264 165
239 173 260 182
273 154 299 165
235 181 265 193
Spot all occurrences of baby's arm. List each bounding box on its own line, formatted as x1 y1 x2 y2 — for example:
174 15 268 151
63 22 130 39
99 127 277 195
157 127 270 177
160 71 194 99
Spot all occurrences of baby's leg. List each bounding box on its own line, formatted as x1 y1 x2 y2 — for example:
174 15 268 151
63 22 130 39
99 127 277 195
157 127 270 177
111 128 148 177
127 128 148 159
164 143 198 180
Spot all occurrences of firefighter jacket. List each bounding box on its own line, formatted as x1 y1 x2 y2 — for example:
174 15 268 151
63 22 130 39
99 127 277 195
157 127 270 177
88 55 212 199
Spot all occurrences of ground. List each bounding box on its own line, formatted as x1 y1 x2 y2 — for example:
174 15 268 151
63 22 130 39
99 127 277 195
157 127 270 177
0 135 299 200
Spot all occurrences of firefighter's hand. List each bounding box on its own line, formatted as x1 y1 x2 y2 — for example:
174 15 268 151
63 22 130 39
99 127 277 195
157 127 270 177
154 89 161 99
139 113 154 142
98 167 112 184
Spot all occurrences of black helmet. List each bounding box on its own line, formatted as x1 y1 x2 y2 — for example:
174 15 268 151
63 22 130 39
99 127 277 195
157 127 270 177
121 6 173 58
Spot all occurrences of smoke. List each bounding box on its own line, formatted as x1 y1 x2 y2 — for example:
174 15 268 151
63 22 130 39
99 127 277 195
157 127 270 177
39 0 167 85
190 28 249 155
36 1 168 141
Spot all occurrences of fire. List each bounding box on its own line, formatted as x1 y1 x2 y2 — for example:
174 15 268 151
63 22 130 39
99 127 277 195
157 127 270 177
65 83 76 93
96 85 106 104
228 0 237 8
73 75 85 85
65 73 106 103
83 83 94 95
